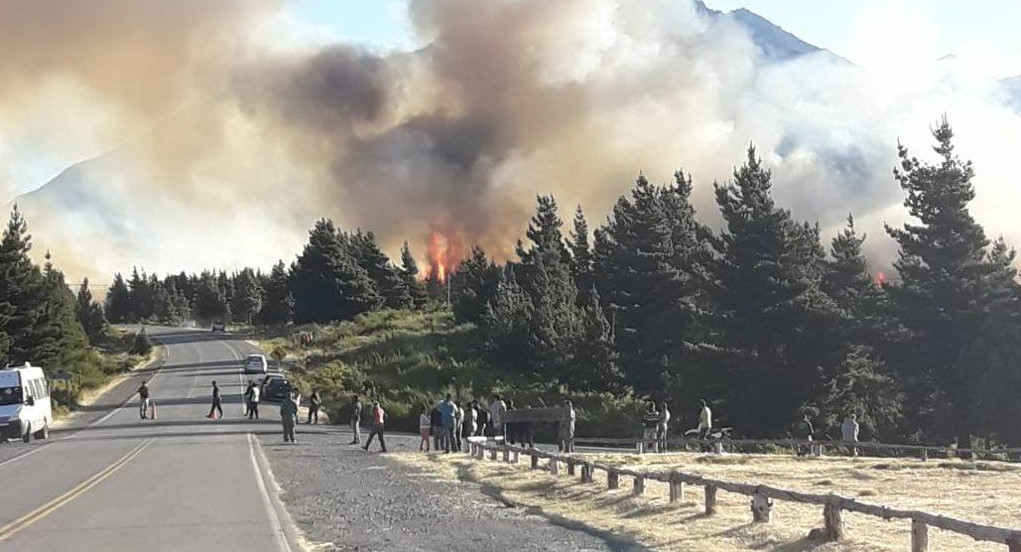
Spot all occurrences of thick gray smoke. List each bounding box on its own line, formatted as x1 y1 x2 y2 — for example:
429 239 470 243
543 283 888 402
2 0 1020 280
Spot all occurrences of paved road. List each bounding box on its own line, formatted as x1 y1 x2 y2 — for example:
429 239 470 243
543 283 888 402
0 328 296 552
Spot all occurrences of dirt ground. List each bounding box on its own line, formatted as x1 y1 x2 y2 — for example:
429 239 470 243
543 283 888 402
392 449 1021 552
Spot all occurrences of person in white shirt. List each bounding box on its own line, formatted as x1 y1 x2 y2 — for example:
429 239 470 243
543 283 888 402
489 395 507 437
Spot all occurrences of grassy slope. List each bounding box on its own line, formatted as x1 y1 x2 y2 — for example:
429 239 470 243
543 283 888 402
251 308 647 434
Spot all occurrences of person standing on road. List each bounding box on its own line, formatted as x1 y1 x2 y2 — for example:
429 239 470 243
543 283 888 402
248 383 260 420
280 391 299 443
559 400 576 453
349 394 362 445
419 407 431 452
243 381 254 417
841 413 860 457
363 401 387 452
207 381 223 419
489 394 507 437
697 399 712 441
308 389 322 424
453 400 464 452
430 404 444 451
657 402 671 453
138 380 151 420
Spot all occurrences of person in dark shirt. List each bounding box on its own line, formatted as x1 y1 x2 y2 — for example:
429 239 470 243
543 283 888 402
349 395 362 444
308 389 322 424
207 381 222 419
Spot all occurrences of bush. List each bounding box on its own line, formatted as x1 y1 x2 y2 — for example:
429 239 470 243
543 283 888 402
130 328 153 356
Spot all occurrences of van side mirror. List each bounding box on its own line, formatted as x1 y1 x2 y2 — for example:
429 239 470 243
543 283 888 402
25 396 34 407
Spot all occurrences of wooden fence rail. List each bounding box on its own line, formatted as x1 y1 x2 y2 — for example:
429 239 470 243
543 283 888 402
464 437 1021 551
573 436 1021 462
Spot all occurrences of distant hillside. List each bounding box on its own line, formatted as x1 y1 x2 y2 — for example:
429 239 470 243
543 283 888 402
1003 75 1021 111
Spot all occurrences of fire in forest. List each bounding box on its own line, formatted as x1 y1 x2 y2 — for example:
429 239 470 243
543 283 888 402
425 230 465 283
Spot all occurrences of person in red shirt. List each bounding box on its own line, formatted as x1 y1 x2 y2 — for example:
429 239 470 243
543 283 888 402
363 401 387 453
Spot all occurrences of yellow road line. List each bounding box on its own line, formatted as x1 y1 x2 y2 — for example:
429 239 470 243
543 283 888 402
0 439 152 543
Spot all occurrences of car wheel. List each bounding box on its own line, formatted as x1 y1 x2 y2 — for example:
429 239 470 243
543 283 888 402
35 423 48 440
22 424 31 443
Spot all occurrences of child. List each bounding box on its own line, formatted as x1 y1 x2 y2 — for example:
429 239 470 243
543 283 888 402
419 407 431 452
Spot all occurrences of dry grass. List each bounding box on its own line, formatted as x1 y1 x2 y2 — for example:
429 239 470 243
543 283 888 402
392 450 1021 552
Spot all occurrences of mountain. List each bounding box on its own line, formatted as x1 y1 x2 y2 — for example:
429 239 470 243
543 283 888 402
694 0 839 63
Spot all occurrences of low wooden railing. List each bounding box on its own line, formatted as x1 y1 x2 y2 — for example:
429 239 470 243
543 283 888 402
465 437 1021 551
573 436 1021 462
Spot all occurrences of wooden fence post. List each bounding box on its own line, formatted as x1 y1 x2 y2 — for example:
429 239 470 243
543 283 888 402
503 448 510 463
567 460 576 476
1008 536 1021 552
607 470 619 490
823 501 844 542
919 449 928 462
633 476 645 496
511 450 519 463
489 448 497 461
582 465 594 483
704 484 718 516
530 454 539 469
550 458 560 475
911 520 928 552
669 477 684 503
751 492 772 523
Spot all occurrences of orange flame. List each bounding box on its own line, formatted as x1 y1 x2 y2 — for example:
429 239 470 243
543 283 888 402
426 230 464 283
874 271 887 285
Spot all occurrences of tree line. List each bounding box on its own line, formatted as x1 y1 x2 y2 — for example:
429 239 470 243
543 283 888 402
108 121 1021 447
0 206 111 377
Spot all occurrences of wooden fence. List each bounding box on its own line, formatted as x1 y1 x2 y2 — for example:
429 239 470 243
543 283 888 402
465 437 1021 551
574 436 1021 462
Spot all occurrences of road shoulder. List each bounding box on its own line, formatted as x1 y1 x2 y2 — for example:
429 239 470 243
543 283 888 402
256 427 644 552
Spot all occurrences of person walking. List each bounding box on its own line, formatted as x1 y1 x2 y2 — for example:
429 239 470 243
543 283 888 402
559 400 576 453
841 413 860 457
657 402 671 453
308 389 322 424
207 381 223 419
248 383 260 420
280 391 299 443
138 380 151 420
489 394 507 437
418 407 431 452
243 381 254 418
363 401 387 452
697 399 712 452
438 394 456 453
505 399 517 445
349 394 363 445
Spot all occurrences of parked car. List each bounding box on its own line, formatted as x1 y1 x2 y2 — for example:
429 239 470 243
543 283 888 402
0 363 52 443
211 321 226 332
261 374 298 403
244 354 268 374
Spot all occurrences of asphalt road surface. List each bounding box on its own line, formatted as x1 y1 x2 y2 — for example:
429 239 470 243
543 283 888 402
0 327 297 552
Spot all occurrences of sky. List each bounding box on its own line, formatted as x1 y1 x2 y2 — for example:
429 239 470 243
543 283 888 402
290 0 1021 78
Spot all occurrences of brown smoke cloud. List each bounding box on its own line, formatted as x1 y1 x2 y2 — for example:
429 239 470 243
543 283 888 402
2 0 1020 283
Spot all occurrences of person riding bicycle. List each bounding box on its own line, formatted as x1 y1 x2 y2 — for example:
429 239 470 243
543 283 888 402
138 381 151 420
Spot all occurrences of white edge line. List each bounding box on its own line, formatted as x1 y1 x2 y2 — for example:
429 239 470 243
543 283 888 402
247 432 297 552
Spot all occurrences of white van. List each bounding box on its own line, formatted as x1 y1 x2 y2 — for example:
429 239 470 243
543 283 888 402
0 363 52 443
244 354 268 374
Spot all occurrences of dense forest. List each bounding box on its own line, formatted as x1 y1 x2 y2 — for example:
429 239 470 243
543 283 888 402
106 122 1021 447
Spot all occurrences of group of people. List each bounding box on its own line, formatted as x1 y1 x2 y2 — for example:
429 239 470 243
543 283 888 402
642 399 714 453
419 394 492 453
347 394 388 453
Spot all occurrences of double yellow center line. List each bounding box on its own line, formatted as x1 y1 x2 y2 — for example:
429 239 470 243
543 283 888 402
0 438 152 543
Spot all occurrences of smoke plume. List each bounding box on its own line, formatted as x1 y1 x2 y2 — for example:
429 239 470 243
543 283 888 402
2 0 1020 282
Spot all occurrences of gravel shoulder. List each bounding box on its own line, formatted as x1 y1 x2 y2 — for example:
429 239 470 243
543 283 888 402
256 425 649 552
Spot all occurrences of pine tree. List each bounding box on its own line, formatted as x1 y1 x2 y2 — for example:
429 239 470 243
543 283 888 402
193 271 230 323
480 268 534 371
257 261 295 325
452 246 500 324
75 278 108 344
567 206 595 293
105 273 132 323
0 206 46 365
231 268 264 324
571 287 621 391
884 120 1013 444
30 254 90 370
352 231 411 310
593 173 704 396
290 220 382 323
399 242 428 308
708 147 836 436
